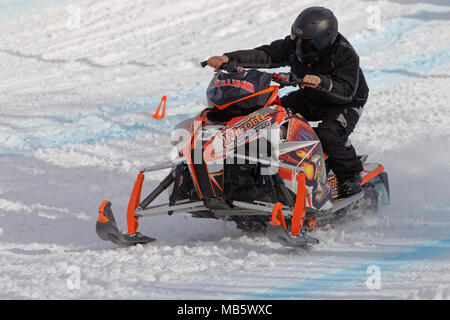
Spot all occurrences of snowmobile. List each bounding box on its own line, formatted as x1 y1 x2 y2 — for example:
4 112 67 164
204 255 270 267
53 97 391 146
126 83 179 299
96 62 390 247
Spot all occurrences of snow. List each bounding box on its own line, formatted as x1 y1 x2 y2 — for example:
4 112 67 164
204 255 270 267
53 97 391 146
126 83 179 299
0 0 449 299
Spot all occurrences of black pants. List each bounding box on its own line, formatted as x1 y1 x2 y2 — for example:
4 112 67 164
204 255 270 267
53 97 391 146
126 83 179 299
281 90 364 179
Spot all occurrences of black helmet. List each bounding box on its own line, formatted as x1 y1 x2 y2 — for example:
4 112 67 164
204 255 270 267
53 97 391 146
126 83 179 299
291 7 338 63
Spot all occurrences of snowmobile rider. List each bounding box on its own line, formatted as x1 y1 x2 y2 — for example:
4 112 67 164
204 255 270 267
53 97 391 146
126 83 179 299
206 6 369 197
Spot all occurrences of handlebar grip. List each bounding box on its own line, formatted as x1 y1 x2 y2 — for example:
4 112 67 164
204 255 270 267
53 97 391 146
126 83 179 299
200 60 235 72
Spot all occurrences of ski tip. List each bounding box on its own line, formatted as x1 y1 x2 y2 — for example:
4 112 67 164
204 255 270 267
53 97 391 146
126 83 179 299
97 200 111 223
96 200 156 246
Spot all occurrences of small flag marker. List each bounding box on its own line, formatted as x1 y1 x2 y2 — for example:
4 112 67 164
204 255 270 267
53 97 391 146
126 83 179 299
152 96 167 119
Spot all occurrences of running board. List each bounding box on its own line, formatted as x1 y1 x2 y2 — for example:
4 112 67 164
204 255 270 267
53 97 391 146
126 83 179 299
331 191 365 213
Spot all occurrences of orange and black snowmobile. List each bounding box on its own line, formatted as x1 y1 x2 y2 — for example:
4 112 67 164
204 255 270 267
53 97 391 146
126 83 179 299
96 62 389 247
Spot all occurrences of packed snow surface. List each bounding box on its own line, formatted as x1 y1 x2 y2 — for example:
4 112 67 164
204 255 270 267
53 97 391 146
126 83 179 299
0 0 449 299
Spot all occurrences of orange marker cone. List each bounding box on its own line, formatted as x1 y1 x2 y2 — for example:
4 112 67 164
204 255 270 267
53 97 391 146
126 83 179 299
152 96 167 119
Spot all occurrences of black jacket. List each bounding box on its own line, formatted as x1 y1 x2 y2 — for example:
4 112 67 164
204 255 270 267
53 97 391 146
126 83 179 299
224 33 369 111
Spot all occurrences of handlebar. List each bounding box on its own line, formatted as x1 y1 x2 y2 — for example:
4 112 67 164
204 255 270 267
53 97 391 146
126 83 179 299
200 60 302 87
201 60 241 73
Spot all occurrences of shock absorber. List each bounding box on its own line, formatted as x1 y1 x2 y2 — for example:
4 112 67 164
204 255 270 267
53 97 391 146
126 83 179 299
273 173 295 207
260 165 280 204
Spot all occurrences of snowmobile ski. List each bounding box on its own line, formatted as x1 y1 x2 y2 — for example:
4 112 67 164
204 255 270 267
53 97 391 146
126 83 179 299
96 201 155 246
266 224 320 247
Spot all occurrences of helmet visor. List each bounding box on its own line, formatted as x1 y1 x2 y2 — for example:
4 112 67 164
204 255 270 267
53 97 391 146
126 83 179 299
299 39 320 55
291 27 329 51
295 38 320 63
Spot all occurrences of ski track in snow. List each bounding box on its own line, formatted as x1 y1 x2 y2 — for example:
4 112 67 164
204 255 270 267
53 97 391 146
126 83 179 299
0 0 449 299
